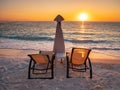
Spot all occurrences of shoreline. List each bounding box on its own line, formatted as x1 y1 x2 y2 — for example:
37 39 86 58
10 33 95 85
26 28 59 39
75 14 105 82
0 48 119 64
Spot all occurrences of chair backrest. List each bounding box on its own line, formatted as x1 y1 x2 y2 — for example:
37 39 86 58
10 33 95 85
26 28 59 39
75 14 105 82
31 54 49 64
70 48 91 65
40 51 54 61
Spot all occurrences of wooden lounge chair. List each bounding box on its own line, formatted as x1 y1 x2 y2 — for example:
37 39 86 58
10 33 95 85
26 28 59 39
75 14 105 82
28 51 55 79
66 47 92 79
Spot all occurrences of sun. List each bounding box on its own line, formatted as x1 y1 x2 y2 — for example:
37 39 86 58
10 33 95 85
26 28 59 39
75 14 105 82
78 13 88 21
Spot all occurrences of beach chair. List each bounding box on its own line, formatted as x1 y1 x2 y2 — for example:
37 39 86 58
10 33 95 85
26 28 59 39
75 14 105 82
28 51 55 79
66 47 92 79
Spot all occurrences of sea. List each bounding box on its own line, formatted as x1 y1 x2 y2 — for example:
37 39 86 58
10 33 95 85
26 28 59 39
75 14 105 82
0 21 120 57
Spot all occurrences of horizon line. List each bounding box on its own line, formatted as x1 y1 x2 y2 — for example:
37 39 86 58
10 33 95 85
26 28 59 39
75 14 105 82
0 20 120 22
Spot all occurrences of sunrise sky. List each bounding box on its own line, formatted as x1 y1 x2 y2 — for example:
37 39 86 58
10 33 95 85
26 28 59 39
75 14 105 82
0 0 120 22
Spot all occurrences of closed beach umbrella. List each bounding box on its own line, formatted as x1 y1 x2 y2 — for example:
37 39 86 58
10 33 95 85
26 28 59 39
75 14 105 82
53 15 65 54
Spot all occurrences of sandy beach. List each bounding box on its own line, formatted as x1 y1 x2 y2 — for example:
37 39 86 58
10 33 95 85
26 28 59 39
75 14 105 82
0 48 120 90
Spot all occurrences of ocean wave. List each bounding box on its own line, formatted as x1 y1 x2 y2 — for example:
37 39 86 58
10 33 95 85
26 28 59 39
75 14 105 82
0 35 113 44
92 47 120 51
0 35 54 41
65 32 95 36
65 39 111 44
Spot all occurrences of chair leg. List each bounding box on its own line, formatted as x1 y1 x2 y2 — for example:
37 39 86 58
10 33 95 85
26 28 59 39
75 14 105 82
51 54 55 79
32 62 36 74
51 59 54 79
88 57 92 79
28 59 32 79
66 56 69 78
85 63 87 72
